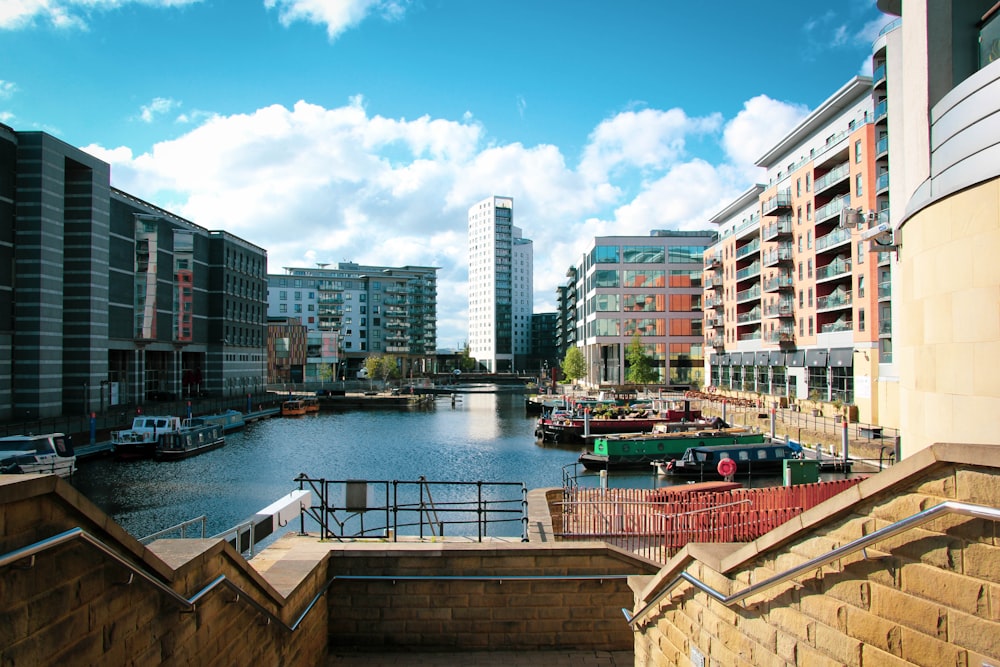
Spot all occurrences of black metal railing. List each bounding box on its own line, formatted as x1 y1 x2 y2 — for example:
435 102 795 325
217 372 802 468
294 474 529 542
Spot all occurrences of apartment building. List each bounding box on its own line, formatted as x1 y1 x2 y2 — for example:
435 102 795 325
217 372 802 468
266 263 438 380
467 196 534 372
704 77 889 425
572 230 717 388
0 127 268 419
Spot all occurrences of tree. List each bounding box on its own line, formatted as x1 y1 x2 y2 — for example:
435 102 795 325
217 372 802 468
561 346 586 384
625 333 658 385
364 355 399 391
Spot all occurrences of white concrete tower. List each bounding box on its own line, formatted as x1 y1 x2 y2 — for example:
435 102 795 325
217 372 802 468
468 196 532 373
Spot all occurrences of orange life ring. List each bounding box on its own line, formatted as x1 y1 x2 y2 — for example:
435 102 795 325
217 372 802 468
717 457 737 477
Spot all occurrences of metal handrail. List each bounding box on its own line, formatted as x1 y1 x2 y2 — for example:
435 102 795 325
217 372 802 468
622 501 1000 627
0 526 640 634
140 515 208 543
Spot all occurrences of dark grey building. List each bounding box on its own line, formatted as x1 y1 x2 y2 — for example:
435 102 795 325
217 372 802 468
0 126 266 420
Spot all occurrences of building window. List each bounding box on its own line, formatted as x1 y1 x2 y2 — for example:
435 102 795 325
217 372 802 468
859 308 866 332
808 317 814 336
806 173 812 192
855 140 863 163
857 241 865 262
806 203 812 220
279 304 287 313
807 230 812 249
796 179 801 197
856 173 863 197
279 291 287 300
807 259 813 278
858 276 865 297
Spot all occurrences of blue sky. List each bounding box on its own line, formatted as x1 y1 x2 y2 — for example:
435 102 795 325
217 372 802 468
1 0 892 349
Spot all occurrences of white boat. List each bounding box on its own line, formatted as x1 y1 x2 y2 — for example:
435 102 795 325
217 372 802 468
111 416 184 459
0 433 77 477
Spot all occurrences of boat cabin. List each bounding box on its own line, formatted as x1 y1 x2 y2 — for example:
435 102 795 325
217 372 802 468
0 433 77 477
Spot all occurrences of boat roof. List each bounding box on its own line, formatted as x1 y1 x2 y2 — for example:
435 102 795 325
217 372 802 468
684 442 786 452
0 433 66 441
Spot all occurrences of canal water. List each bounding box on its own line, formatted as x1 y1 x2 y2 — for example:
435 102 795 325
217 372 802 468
70 392 661 541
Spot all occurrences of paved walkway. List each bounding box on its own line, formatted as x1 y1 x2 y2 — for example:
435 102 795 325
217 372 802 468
327 649 633 666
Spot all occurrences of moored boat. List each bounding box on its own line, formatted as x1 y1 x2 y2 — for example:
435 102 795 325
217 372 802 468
578 427 765 471
111 416 184 459
155 422 225 460
656 440 851 479
537 398 703 443
0 433 77 477
302 397 320 413
281 399 307 416
190 409 245 432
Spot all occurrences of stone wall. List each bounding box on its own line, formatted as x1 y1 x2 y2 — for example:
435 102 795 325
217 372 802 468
0 475 327 666
628 443 1000 666
325 542 660 651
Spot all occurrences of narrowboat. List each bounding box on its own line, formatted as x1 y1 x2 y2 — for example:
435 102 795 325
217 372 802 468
578 427 765 471
537 398 703 443
0 433 77 477
190 409 245 432
155 422 225 460
654 440 852 479
302 397 320 413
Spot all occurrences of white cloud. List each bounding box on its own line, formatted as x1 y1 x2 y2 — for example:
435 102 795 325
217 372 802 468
722 95 810 172
138 97 181 123
579 108 721 183
264 0 409 41
0 0 202 30
84 92 812 348
0 80 17 98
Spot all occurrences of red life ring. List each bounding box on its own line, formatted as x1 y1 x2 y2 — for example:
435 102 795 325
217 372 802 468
717 457 737 477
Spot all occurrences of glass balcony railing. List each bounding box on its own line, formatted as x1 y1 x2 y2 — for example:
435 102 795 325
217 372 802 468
816 260 852 281
876 135 889 156
814 162 851 193
816 226 852 252
815 195 851 223
821 320 853 334
817 291 853 310
876 172 890 192
874 99 888 123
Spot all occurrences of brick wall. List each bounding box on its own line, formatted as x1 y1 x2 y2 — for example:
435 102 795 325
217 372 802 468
629 444 1000 666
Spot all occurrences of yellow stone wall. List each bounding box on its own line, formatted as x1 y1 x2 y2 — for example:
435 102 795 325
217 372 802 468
897 178 1000 457
628 444 1000 666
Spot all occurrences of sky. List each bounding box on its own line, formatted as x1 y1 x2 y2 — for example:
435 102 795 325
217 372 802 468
0 0 894 350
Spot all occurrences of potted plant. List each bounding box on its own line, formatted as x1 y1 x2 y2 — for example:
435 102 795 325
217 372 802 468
808 390 822 416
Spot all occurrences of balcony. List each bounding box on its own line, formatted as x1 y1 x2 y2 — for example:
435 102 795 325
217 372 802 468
762 216 793 241
763 299 794 318
876 135 889 158
765 328 796 345
820 319 853 334
706 316 723 328
813 162 851 195
874 99 887 124
817 290 853 311
762 191 793 215
735 262 761 282
738 330 762 341
736 308 762 325
709 336 724 348
704 296 723 309
815 195 852 224
762 243 794 267
816 260 852 282
705 255 722 270
816 226 852 253
735 239 761 260
878 281 892 301
876 171 890 193
873 63 886 86
705 276 722 290
879 319 893 336
735 285 761 304
762 272 794 292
